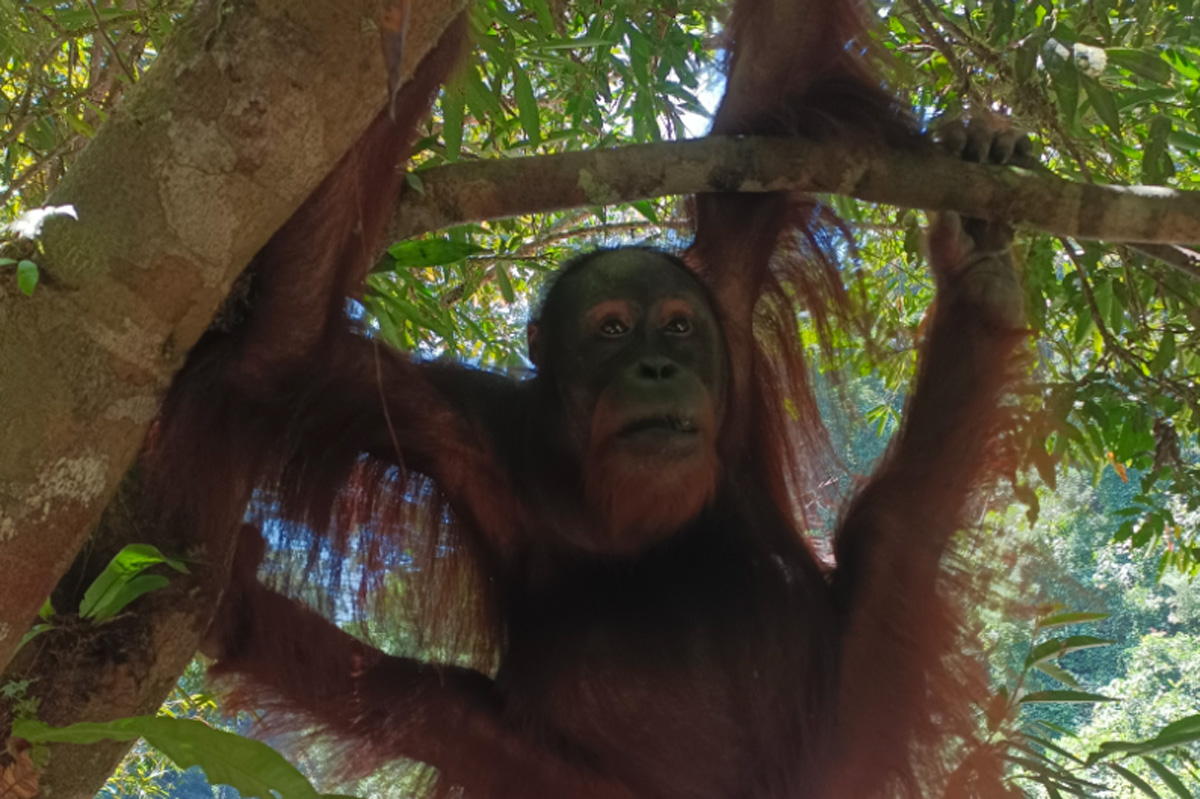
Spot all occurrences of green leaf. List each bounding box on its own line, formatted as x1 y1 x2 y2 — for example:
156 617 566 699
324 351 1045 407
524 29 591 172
990 0 1015 43
1109 763 1163 799
1157 715 1200 741
1142 116 1175 184
625 24 652 85
14 623 52 655
387 295 454 340
1081 77 1121 134
1004 753 1101 790
1023 734 1089 765
120 544 189 574
1106 48 1173 84
1072 305 1094 344
90 575 170 623
79 544 186 622
387 238 486 268
631 200 659 224
1092 277 1114 321
531 36 615 51
441 82 465 162
1039 611 1110 627
512 64 541 146
524 0 554 34
368 295 402 346
1043 38 1080 131
1168 128 1200 152
464 65 503 122
12 717 339 799
1019 690 1117 704
1025 635 1114 668
1039 781 1065 799
1141 757 1192 799
1162 48 1200 80
1114 87 1177 110
17 259 38 296
1149 331 1175 375
1099 716 1200 760
1016 36 1041 83
65 113 95 138
494 264 515 304
1033 661 1081 688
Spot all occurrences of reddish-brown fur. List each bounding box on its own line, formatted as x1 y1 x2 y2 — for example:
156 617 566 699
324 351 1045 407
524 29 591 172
144 1 1024 797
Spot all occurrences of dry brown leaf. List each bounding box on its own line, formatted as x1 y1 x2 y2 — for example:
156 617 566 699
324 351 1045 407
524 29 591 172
0 749 39 799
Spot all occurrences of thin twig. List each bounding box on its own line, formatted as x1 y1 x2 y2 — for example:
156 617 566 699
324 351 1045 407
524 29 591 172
84 0 137 83
903 0 977 102
0 138 77 205
1130 243 1200 282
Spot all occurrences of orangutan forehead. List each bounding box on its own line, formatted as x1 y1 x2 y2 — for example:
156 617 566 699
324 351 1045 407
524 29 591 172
562 249 710 308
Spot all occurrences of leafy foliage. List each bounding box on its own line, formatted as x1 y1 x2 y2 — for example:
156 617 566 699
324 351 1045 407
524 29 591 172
77 543 188 624
965 606 1200 798
15 713 349 799
14 544 187 656
872 0 1200 575
0 0 186 214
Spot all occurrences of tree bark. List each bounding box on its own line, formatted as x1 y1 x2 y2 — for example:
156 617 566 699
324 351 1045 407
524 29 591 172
0 0 468 676
390 136 1200 246
0 473 211 799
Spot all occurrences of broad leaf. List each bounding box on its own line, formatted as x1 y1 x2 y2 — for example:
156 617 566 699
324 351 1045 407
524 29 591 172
78 544 187 622
1019 690 1117 704
387 238 487 268
13 717 350 799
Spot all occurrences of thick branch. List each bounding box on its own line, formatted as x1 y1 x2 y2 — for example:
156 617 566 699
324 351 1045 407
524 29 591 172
0 0 467 675
391 136 1200 245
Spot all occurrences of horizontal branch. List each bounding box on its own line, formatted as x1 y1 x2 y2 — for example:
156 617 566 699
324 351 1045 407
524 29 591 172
390 135 1200 245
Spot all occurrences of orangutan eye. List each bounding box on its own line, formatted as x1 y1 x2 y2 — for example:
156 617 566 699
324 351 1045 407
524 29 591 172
599 317 631 337
663 316 692 335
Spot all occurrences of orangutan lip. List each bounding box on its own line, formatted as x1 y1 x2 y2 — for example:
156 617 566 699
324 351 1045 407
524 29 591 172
621 416 698 436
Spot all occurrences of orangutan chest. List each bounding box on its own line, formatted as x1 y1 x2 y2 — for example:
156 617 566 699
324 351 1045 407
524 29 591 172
498 615 754 796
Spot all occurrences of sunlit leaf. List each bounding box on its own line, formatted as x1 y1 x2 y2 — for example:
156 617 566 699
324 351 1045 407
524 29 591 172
16 259 37 296
1033 661 1081 688
1142 116 1175 184
1108 763 1163 799
441 81 466 162
1149 331 1176 376
13 717 341 799
1141 757 1192 799
1019 690 1117 704
1106 48 1173 84
1038 611 1110 628
1025 635 1114 668
1043 38 1080 131
495 264 516 304
512 63 541 146
1081 77 1121 134
79 544 187 623
387 239 487 269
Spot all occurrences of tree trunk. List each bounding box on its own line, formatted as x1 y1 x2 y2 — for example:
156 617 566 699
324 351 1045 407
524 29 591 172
0 0 466 791
0 0 467 676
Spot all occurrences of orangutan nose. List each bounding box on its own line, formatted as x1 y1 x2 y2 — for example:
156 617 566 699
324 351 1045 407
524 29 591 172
637 357 680 382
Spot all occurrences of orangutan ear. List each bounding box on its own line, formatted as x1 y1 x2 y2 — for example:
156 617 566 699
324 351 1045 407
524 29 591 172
526 322 542 368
